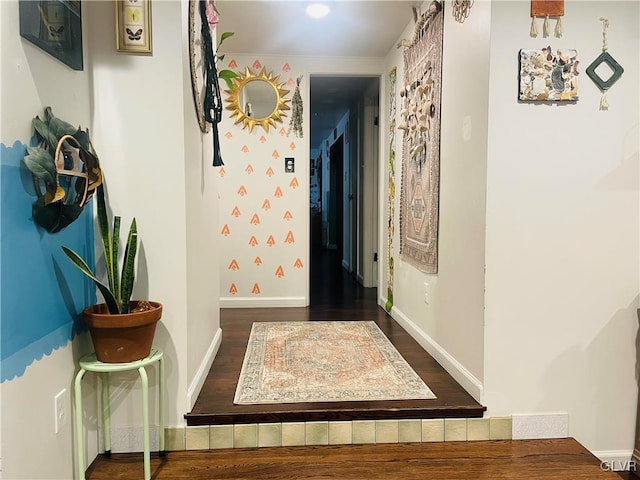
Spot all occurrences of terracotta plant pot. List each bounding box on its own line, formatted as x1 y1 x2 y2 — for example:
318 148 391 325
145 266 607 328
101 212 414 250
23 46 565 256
83 301 162 363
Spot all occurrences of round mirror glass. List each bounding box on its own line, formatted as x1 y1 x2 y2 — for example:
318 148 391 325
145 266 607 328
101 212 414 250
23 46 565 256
240 80 277 119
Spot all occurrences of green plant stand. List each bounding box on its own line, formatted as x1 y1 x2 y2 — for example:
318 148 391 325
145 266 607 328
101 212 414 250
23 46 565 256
74 348 165 480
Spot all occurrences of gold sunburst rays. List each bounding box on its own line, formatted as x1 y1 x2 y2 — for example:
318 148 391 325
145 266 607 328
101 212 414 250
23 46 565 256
224 67 291 133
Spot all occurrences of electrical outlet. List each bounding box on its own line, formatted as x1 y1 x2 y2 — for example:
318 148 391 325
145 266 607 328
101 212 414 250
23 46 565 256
54 389 68 434
423 282 429 304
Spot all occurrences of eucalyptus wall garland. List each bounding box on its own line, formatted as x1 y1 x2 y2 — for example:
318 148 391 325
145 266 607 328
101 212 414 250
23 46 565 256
288 75 304 138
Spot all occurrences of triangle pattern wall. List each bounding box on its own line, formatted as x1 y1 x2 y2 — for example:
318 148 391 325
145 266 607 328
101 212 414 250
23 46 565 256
219 57 307 305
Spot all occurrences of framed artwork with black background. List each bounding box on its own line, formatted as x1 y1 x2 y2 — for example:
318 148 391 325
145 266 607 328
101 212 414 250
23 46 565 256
19 0 83 71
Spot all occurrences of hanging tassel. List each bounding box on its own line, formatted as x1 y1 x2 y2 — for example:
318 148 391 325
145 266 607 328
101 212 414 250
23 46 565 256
530 17 538 38
554 16 563 38
543 15 550 38
599 91 609 111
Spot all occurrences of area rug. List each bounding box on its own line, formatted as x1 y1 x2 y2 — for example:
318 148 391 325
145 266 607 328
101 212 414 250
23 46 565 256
234 321 436 405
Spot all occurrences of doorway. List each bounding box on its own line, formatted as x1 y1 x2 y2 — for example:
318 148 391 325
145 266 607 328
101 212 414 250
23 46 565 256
328 135 344 256
309 75 380 305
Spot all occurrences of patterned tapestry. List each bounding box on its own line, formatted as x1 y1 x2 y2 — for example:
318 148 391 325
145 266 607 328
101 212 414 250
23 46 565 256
398 1 444 273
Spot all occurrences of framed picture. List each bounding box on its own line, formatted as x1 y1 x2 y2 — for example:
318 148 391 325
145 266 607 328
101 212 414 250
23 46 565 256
115 0 152 54
19 0 83 71
519 47 579 102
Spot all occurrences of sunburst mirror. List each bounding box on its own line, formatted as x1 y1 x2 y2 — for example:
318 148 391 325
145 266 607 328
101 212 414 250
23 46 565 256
224 67 290 133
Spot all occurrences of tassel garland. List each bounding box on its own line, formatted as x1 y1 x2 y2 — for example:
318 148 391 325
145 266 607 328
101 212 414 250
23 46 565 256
599 92 609 111
530 17 538 38
554 16 563 38
543 15 550 38
529 16 563 38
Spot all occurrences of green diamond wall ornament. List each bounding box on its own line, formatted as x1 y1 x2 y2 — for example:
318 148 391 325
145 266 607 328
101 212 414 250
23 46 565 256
586 51 624 92
589 17 624 110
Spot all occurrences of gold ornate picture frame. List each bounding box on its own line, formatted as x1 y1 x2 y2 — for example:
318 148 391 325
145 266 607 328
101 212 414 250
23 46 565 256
115 0 153 54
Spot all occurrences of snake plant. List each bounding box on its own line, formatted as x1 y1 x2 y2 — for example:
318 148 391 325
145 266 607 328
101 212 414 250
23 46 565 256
62 184 138 314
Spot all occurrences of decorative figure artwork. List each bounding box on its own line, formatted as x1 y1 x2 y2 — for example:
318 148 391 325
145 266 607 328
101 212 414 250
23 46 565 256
452 0 473 23
397 0 443 274
530 0 564 39
385 67 397 312
586 17 624 111
288 76 304 138
518 46 579 102
188 0 224 165
18 0 83 70
115 0 153 54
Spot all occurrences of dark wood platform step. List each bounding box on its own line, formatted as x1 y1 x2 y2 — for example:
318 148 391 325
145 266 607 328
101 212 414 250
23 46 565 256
86 438 621 479
185 306 486 426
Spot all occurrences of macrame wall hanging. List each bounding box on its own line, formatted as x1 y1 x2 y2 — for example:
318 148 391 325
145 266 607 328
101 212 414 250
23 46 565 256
188 0 225 166
530 0 564 39
397 0 443 274
586 17 624 111
451 0 473 24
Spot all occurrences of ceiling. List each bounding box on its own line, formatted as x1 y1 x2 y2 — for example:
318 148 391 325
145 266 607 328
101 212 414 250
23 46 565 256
214 1 415 149
215 1 416 57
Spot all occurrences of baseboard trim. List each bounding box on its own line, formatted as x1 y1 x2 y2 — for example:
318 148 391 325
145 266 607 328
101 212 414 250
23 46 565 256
592 449 635 472
511 413 569 440
380 298 483 403
187 328 222 411
220 297 307 308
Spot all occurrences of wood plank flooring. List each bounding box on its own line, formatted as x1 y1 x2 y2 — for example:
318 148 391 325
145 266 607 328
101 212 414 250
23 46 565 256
186 249 485 425
86 438 622 479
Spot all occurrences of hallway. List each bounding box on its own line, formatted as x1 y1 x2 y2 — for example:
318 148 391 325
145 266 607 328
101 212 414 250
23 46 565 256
185 249 484 425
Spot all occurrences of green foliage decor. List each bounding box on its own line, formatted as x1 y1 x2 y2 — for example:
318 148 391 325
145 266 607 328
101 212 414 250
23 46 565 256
217 31 238 90
62 184 138 315
23 107 102 233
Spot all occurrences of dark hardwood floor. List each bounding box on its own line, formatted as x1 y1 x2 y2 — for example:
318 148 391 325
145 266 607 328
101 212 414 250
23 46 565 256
88 250 636 478
619 472 638 479
185 248 485 425
86 438 623 479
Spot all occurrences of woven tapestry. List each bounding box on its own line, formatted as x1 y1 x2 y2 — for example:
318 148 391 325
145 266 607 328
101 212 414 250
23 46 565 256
398 1 443 273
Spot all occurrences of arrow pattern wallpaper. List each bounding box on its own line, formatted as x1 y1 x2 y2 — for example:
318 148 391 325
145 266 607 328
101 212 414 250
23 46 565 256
219 56 307 306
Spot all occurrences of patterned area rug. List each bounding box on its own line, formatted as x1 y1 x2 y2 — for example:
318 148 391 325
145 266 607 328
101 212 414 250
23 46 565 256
234 321 436 405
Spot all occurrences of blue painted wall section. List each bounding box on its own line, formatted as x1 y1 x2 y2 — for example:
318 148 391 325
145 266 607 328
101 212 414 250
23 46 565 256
1 140 96 382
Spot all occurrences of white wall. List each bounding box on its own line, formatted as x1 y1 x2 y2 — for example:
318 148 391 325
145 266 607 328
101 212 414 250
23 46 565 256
1 1 99 478
86 0 189 435
183 18 222 409
484 0 639 456
85 0 220 444
381 0 491 398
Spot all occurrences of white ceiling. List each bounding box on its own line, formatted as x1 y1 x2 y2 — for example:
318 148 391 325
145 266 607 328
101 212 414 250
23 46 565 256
215 1 416 57
215 1 416 149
